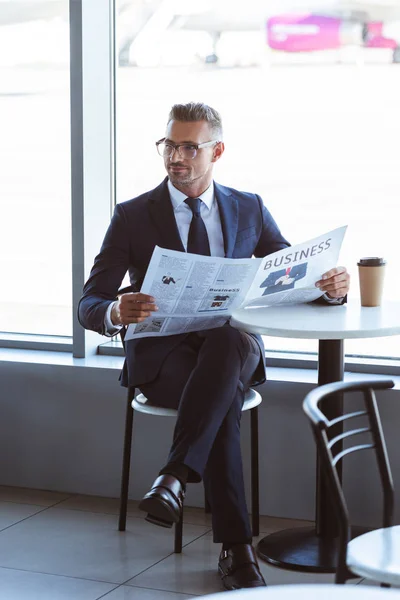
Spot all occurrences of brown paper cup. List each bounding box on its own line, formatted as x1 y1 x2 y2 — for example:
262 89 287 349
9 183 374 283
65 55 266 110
358 257 386 307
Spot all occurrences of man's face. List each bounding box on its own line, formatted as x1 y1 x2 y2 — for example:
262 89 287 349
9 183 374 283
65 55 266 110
163 119 223 190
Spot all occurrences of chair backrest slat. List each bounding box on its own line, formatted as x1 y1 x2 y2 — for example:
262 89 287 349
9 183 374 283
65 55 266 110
328 410 368 428
328 426 371 450
332 443 375 467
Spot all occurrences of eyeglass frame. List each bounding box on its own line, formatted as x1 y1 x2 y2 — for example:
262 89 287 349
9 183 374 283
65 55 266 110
155 137 220 159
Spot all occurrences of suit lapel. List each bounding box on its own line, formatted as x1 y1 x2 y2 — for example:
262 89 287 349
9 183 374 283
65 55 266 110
147 178 185 252
147 179 239 257
215 182 238 258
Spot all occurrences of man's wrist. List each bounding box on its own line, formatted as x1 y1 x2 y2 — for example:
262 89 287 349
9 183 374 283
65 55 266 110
110 301 122 326
103 302 123 336
323 292 347 305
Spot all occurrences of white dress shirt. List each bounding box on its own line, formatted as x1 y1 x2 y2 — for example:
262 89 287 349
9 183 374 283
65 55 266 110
167 180 225 256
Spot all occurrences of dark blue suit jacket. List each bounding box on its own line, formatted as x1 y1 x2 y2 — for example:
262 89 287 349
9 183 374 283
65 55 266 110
78 178 290 387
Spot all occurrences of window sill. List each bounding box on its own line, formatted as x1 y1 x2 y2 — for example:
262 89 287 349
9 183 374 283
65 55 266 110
1 346 400 389
0 333 72 352
0 346 122 370
98 341 400 376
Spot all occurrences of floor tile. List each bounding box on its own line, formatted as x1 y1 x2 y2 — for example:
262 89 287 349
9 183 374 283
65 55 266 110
0 567 117 599
128 534 221 597
58 495 212 527
0 507 209 584
0 486 71 507
128 532 358 596
56 495 142 518
0 502 44 531
103 585 195 599
0 489 365 597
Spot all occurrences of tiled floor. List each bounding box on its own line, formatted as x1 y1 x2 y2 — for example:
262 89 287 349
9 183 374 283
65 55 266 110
0 486 373 599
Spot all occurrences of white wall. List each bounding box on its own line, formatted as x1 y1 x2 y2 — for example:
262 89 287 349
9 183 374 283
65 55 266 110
0 356 398 528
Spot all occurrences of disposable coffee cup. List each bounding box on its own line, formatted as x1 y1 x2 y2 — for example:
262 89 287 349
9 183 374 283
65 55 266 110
357 257 386 307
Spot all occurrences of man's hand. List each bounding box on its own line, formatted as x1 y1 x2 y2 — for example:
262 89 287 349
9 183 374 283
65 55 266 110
111 293 158 325
315 266 350 299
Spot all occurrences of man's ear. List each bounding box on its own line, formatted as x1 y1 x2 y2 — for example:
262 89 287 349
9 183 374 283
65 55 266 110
212 141 225 163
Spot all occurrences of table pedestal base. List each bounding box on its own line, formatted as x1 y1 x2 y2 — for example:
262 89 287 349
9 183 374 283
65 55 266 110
257 525 367 574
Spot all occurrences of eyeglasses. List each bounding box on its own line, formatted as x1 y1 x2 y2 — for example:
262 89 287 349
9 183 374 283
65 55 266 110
155 138 220 159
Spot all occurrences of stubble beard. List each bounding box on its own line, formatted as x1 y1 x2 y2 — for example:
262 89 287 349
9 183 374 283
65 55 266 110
167 164 207 192
168 166 211 193
168 171 193 186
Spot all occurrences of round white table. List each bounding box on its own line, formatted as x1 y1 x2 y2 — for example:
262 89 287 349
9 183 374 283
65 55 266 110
231 300 400 574
201 584 400 599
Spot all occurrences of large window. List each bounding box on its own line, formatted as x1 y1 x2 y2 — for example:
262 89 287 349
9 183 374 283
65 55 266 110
115 0 400 361
2 0 398 366
0 2 71 337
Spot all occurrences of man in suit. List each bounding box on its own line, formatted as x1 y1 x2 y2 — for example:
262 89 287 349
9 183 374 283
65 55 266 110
78 102 350 590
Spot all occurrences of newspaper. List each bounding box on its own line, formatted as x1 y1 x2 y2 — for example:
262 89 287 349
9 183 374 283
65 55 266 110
125 225 347 340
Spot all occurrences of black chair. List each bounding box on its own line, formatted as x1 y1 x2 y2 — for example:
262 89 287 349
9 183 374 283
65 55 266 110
117 316 261 553
303 379 397 585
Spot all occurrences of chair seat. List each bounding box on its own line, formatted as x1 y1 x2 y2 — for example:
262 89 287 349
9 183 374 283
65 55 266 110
132 387 262 417
347 524 400 585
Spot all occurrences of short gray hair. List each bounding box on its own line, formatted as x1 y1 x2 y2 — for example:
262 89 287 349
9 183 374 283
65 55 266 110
167 102 223 140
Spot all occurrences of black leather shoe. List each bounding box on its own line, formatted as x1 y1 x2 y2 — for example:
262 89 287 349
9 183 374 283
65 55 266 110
138 474 185 528
218 544 266 590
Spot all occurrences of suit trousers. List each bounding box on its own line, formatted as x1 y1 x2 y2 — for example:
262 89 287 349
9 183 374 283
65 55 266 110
138 324 262 544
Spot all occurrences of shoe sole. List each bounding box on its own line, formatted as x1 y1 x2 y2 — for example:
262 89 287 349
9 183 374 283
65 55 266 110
145 513 173 528
218 566 238 591
139 496 180 527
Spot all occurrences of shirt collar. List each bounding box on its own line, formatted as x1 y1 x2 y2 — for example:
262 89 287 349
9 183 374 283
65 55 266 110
167 179 215 211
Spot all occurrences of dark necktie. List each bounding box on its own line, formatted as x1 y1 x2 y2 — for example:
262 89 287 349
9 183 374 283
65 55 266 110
184 197 211 256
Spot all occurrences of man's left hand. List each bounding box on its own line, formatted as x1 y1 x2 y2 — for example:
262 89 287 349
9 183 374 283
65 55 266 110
315 266 350 299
